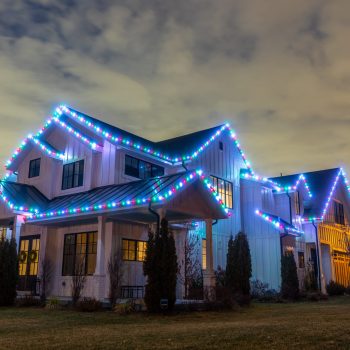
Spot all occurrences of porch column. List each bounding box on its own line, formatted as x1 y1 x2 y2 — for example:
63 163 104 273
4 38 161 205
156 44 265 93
94 216 106 299
12 215 25 251
203 219 216 300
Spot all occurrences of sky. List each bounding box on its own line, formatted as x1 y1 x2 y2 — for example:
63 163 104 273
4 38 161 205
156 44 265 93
0 0 349 177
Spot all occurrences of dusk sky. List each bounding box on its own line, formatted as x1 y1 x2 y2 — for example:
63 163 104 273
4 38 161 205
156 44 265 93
0 0 349 177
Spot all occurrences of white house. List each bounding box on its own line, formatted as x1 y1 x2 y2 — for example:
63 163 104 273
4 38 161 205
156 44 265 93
0 105 349 300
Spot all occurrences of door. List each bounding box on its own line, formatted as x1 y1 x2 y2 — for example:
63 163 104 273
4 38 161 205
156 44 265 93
18 236 40 294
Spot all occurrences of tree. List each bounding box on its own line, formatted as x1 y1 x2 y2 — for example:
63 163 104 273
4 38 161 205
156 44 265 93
225 232 252 295
0 237 18 306
281 251 299 299
108 250 124 307
143 219 178 312
71 257 86 306
179 232 202 299
40 257 54 303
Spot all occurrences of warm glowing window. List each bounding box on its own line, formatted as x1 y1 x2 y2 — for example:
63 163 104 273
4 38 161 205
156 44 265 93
202 239 207 270
122 239 147 262
0 228 6 240
210 175 233 209
298 252 305 268
62 232 97 276
18 237 40 276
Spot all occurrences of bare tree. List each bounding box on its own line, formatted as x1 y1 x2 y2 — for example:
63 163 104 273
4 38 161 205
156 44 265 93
71 257 86 306
40 257 54 303
108 250 124 307
179 232 202 299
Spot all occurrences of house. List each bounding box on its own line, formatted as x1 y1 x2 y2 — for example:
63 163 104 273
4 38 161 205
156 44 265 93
0 105 349 301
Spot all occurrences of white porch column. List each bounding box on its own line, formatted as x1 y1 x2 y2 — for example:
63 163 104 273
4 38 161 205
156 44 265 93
203 219 216 300
12 215 25 251
94 216 106 299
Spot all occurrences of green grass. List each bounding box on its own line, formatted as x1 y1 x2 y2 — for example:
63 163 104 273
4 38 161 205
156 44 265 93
1 297 350 349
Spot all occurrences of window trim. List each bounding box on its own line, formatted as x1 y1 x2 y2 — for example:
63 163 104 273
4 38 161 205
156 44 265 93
62 231 97 276
124 155 164 180
28 158 41 178
61 159 85 190
209 175 233 209
122 238 147 262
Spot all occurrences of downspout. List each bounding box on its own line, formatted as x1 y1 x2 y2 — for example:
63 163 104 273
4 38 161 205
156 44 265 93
148 201 160 235
285 191 292 225
312 220 322 291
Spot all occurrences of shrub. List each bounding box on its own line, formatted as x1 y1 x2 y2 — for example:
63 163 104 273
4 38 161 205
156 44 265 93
226 232 252 296
345 285 350 295
0 238 18 306
306 292 329 302
113 300 135 315
281 252 299 300
46 297 60 310
250 280 269 299
16 296 42 307
75 298 102 312
326 281 346 296
143 219 178 312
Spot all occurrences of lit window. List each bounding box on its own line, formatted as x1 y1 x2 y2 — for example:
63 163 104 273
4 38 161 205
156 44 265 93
210 175 233 209
0 228 6 240
122 239 147 262
62 160 84 190
125 155 164 179
62 232 97 276
29 158 41 178
298 252 305 268
202 239 207 270
334 201 345 225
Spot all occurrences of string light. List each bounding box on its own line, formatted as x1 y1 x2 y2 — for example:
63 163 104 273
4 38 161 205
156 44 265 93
241 172 282 191
26 170 230 221
255 209 303 236
302 168 350 223
58 105 254 173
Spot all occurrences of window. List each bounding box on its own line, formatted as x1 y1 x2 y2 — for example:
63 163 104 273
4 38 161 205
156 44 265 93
62 232 97 276
62 160 84 190
0 228 6 240
202 239 207 270
298 252 305 268
28 158 41 178
122 239 147 262
125 155 164 180
295 191 301 215
334 201 345 225
209 175 233 209
219 141 224 151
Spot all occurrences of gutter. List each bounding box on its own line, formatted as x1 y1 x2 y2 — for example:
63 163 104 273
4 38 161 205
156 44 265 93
312 220 322 291
148 201 160 235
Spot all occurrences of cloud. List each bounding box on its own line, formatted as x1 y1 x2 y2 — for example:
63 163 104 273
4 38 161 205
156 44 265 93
0 0 349 177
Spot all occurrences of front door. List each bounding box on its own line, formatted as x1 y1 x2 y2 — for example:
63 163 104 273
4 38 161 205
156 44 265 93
18 235 40 294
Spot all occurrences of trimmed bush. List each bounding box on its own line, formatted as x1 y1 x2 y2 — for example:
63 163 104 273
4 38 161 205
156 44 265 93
326 281 346 296
75 298 102 312
0 238 18 306
143 219 178 312
16 296 42 307
225 232 252 296
281 252 299 300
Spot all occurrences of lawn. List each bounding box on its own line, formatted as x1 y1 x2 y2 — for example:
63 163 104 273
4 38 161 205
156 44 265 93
1 297 350 350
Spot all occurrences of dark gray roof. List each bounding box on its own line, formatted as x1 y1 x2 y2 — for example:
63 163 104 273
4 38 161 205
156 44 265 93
1 170 227 221
66 107 225 160
0 181 49 212
270 168 341 218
